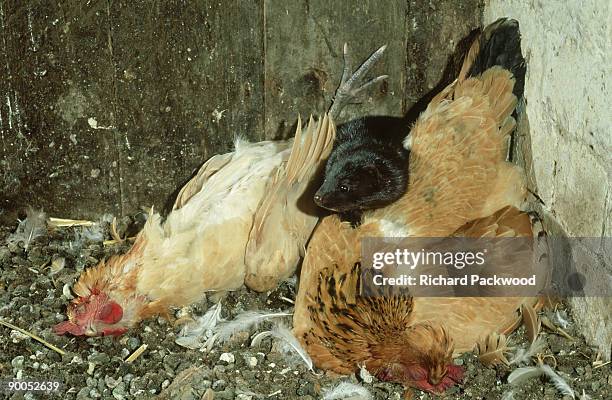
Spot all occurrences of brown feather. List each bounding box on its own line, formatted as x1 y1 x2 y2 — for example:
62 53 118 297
172 152 234 210
244 115 336 292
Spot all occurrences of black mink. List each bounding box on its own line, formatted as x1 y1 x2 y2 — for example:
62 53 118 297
314 116 409 217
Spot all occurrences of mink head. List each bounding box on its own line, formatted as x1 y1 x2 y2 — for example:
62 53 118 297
314 145 408 213
377 324 464 393
53 289 128 337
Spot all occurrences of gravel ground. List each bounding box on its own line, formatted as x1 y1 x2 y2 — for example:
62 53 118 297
0 217 610 400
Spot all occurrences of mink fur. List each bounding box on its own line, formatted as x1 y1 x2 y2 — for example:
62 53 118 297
314 116 409 219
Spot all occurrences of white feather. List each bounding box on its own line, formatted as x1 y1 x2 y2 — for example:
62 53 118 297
252 323 314 372
580 389 592 400
540 364 575 399
205 310 292 350
80 225 105 242
509 336 546 365
358 364 373 384
507 366 543 385
321 382 373 400
175 302 224 349
7 207 47 251
554 310 570 329
70 224 105 250
508 364 575 399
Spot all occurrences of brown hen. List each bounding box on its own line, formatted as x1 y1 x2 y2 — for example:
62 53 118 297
295 207 544 394
294 18 542 394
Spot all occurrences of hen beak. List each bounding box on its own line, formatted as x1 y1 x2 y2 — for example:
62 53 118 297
84 326 98 336
428 375 442 385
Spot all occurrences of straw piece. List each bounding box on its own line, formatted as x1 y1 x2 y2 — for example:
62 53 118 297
0 319 66 356
125 344 148 363
48 217 96 228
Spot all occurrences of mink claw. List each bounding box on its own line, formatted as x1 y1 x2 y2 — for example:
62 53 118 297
328 43 389 120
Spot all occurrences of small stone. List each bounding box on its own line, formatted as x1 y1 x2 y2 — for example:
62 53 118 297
212 379 226 390
87 362 96 375
112 382 127 400
10 330 29 343
215 389 235 400
62 283 74 299
105 375 121 389
162 353 183 372
213 365 227 376
0 247 10 262
76 387 90 400
247 356 258 367
88 352 110 364
11 355 24 370
220 352 235 364
127 337 141 350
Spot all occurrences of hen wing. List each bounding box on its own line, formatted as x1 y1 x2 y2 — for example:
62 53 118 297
245 115 336 292
410 207 546 353
364 68 524 237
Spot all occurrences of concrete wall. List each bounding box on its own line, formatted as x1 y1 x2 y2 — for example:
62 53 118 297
485 0 611 359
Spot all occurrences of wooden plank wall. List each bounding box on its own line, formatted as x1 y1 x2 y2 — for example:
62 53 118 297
0 0 482 224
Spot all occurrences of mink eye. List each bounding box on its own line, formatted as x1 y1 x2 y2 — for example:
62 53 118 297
339 184 349 192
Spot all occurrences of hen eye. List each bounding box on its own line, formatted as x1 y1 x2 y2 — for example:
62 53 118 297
339 184 349 192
